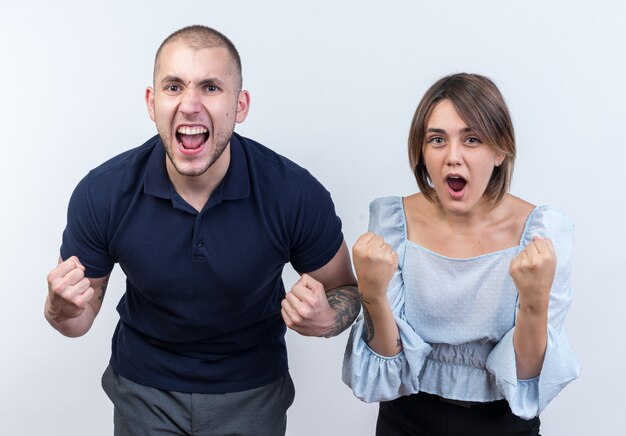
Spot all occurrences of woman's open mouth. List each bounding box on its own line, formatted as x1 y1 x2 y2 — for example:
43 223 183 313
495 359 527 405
445 175 467 199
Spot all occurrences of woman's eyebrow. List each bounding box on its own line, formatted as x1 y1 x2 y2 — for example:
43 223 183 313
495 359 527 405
426 128 446 134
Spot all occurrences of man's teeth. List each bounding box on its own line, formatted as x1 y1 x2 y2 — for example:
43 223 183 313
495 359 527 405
177 126 208 135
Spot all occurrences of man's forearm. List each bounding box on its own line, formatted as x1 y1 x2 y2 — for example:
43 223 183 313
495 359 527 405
322 285 361 338
44 296 97 338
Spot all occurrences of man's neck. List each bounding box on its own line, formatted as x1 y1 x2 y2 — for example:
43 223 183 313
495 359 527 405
166 145 231 213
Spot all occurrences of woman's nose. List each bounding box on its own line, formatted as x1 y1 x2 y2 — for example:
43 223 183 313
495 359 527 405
445 141 463 166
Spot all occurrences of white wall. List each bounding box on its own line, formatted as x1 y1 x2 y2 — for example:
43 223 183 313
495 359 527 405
1 1 623 434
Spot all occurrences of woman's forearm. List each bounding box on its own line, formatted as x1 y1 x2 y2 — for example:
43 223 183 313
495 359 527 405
513 305 548 379
361 293 402 357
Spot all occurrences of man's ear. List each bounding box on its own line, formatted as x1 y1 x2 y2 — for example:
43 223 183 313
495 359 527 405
235 90 250 123
146 87 156 122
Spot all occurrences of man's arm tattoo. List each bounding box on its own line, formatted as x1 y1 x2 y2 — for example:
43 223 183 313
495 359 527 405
323 285 361 338
97 276 109 302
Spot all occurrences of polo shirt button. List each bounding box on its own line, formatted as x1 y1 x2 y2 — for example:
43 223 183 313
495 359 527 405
196 240 204 248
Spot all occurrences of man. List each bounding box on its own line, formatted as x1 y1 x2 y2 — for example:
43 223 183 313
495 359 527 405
45 25 359 436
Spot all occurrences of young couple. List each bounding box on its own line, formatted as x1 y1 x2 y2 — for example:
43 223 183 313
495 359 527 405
45 25 579 436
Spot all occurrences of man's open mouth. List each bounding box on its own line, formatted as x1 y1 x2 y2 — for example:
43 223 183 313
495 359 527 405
176 126 209 150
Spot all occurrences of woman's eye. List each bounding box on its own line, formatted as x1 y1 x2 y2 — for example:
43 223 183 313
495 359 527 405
428 136 445 146
466 136 482 145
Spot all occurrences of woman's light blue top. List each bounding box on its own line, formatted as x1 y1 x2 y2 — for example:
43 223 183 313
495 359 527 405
342 196 580 419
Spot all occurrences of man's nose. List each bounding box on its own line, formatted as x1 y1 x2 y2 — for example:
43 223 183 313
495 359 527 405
179 89 202 115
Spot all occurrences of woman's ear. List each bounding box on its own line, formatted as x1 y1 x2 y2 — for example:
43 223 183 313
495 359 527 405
495 153 505 167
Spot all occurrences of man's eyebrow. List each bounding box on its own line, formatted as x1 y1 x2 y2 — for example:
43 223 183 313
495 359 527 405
160 75 184 85
198 78 226 87
159 76 227 88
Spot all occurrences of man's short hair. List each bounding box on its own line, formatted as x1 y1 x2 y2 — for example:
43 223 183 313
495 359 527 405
408 73 516 204
154 25 243 92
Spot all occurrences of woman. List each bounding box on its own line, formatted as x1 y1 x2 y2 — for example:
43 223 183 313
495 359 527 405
342 73 580 435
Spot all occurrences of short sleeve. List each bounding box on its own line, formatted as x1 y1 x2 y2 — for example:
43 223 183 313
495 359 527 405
60 174 114 278
486 206 581 419
342 197 432 402
289 172 343 273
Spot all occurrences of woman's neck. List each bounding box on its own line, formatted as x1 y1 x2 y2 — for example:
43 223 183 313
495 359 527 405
404 193 533 258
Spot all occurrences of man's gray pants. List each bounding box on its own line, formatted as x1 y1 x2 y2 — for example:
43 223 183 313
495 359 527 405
101 365 295 436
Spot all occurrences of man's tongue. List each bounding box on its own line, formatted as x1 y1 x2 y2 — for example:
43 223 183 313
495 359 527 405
447 177 466 192
180 134 205 150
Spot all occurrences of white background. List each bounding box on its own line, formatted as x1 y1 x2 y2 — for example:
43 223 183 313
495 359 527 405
1 1 623 435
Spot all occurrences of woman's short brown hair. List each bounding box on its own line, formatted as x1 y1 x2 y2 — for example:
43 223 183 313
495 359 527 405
408 73 516 204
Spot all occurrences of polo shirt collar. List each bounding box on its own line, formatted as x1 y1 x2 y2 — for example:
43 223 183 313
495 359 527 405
143 133 250 202
221 133 250 201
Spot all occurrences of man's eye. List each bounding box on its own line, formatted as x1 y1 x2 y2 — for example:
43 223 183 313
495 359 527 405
206 85 218 92
166 85 180 92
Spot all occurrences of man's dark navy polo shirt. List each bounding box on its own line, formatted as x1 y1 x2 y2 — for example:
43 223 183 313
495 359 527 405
61 133 343 393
